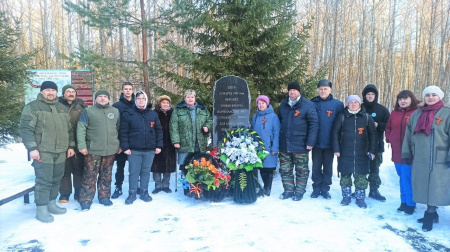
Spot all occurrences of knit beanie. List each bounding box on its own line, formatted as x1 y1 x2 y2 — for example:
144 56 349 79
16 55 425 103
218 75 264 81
40 81 58 92
422 86 444 100
256 95 270 106
95 89 110 99
347 95 361 105
287 82 301 92
317 79 332 88
62 84 77 94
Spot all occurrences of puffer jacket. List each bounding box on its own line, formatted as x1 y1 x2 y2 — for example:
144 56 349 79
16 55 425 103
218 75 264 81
278 96 319 153
311 94 344 149
169 101 213 153
113 93 135 116
385 106 418 164
119 103 163 152
20 93 74 153
331 108 377 175
251 105 280 168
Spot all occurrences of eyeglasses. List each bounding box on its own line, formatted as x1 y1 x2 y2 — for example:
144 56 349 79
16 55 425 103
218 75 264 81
136 98 146 101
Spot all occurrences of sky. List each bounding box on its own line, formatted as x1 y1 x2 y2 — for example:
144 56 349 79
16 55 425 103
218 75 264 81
0 143 449 252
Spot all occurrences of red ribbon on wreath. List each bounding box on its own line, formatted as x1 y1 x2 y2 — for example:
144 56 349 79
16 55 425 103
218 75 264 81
189 183 203 198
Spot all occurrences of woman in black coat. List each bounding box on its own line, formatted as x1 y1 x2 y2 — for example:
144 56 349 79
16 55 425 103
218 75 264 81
151 95 177 194
332 95 377 208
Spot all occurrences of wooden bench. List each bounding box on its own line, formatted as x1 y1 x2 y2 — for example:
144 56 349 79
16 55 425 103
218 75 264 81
0 178 35 206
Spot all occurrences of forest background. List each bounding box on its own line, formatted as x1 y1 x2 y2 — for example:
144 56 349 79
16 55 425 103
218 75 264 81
0 0 449 145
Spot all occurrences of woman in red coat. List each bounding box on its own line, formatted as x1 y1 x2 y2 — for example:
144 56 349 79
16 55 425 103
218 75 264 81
385 90 420 215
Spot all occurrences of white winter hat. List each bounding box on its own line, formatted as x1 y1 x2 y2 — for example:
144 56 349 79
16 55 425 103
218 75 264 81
422 86 444 100
347 95 361 105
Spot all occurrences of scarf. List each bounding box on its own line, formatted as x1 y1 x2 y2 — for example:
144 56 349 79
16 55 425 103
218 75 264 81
414 100 444 135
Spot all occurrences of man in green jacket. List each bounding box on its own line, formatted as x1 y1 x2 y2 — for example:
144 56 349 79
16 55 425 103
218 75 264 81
77 89 120 211
20 81 75 223
58 85 88 203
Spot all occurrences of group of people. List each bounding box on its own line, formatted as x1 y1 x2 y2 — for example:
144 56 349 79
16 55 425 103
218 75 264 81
20 80 449 233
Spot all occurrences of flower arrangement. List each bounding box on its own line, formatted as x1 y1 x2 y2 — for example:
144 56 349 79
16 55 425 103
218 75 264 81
185 157 231 192
220 127 269 171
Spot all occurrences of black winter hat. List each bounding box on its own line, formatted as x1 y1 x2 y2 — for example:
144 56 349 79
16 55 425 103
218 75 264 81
287 82 301 92
40 81 58 92
317 79 332 88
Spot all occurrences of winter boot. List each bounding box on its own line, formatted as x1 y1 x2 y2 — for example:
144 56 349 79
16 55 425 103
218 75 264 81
36 205 54 223
136 187 141 195
74 188 81 201
340 186 351 206
48 200 67 215
152 188 162 194
162 188 172 193
99 198 113 206
280 191 294 200
140 190 153 202
421 211 437 232
321 191 331 200
355 189 367 208
58 194 70 203
404 205 416 215
111 186 122 199
418 211 439 224
80 203 91 211
368 189 386 202
397 203 407 212
310 190 321 198
125 190 137 205
292 191 304 201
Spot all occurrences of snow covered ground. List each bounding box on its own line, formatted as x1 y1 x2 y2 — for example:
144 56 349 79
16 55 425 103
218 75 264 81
0 143 449 251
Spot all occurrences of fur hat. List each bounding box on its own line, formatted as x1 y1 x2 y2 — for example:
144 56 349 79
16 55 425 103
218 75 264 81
94 89 110 99
287 82 301 92
347 95 361 105
62 85 76 94
40 81 58 92
422 86 444 100
157 95 171 105
256 95 270 106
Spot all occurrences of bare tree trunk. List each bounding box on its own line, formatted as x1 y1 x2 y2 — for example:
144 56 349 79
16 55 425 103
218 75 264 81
140 0 150 98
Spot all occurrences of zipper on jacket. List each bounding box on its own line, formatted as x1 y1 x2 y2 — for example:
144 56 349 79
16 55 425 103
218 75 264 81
429 128 434 171
399 109 406 150
353 114 357 171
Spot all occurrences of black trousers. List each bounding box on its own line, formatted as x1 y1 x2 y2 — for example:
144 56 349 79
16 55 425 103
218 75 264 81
311 148 334 192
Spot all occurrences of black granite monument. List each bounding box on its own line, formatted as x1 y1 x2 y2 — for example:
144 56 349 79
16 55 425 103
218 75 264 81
213 76 250 147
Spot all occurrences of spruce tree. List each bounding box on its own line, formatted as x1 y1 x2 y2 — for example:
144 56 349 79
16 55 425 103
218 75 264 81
161 0 325 109
0 12 34 147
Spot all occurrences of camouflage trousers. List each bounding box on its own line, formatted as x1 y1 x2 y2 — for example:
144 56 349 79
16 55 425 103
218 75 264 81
368 153 383 190
32 152 66 206
79 154 115 205
340 173 369 190
279 152 309 194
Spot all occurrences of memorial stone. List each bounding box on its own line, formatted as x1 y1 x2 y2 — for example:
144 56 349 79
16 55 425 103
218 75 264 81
213 76 250 147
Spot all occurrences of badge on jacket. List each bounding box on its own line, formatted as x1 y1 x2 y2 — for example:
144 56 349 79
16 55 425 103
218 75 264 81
107 113 115 119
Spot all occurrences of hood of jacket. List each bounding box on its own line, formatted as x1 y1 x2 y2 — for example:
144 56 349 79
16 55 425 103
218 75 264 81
119 92 135 106
362 84 379 107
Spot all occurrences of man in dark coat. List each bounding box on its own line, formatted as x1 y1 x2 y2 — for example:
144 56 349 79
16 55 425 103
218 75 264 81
111 82 135 199
278 82 319 201
362 84 390 202
58 85 88 203
310 80 344 199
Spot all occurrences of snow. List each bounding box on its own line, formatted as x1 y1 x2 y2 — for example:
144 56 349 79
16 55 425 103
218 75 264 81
0 143 449 251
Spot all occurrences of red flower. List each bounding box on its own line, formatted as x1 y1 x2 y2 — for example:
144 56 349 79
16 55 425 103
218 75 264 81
214 179 220 186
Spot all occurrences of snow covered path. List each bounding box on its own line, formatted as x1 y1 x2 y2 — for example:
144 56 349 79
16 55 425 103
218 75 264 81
0 144 449 251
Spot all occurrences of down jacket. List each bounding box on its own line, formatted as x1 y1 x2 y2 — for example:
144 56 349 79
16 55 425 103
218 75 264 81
311 94 344 149
169 101 213 153
278 96 319 153
251 105 280 168
331 108 377 175
402 106 450 206
119 103 163 152
385 106 418 164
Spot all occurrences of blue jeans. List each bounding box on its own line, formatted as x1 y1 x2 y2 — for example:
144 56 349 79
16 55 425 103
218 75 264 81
127 150 155 191
395 163 415 207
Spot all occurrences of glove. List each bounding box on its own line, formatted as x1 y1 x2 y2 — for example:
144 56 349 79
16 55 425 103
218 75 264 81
402 158 412 165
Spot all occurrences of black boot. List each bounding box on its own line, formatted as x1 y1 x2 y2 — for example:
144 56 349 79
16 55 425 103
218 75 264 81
418 211 439 224
368 189 386 202
74 188 81 201
403 205 416 215
125 190 137 205
264 172 273 196
111 186 123 199
421 211 437 232
397 203 407 212
140 189 153 202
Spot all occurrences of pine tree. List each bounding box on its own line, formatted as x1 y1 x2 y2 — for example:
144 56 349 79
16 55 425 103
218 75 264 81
0 12 34 147
160 0 326 109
